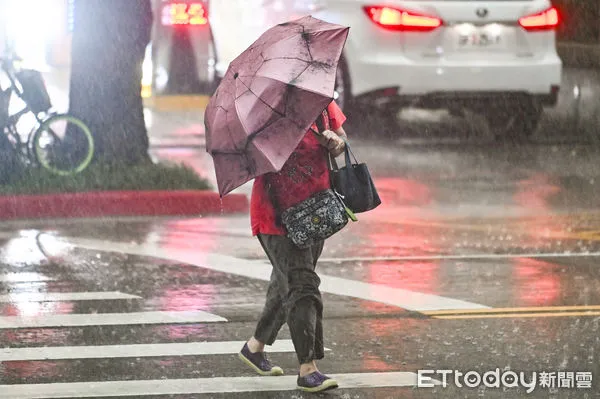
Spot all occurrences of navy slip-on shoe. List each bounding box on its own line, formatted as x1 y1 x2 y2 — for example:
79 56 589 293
238 343 284 376
297 371 339 392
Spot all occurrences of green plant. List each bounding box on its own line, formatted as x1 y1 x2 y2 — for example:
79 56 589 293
0 162 211 195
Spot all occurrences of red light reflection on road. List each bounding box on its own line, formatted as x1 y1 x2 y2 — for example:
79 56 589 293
357 177 441 371
149 219 220 340
514 258 561 306
156 285 217 312
152 324 212 340
514 174 560 210
0 299 74 317
362 354 397 371
158 219 221 253
512 173 573 248
1 361 62 381
369 177 433 208
367 260 439 295
357 319 423 374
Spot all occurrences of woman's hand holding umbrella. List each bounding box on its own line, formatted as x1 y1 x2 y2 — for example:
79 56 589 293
315 129 346 157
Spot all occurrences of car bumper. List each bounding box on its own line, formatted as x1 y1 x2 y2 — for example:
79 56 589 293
349 54 563 100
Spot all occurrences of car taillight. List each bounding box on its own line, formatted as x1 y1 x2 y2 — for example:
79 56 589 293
162 3 208 26
519 7 559 31
363 6 442 31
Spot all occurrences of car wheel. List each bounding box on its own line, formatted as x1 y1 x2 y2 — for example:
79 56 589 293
486 100 542 141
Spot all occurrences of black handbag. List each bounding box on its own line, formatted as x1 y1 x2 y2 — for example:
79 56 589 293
329 141 381 213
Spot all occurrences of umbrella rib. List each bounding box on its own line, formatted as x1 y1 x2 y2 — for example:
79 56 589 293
279 18 346 34
301 26 314 62
262 56 311 64
243 84 305 143
288 62 337 99
294 62 311 79
236 77 286 118
244 104 292 143
211 149 246 155
216 105 246 153
240 62 333 100
289 64 333 98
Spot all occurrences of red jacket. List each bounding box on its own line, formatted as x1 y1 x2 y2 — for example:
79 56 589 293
250 101 346 236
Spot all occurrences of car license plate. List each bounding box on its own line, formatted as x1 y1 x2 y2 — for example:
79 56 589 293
456 25 503 49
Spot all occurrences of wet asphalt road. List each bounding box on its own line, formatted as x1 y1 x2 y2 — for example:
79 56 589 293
2 112 600 398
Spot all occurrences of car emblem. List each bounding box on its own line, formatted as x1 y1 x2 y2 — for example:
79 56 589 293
476 8 488 18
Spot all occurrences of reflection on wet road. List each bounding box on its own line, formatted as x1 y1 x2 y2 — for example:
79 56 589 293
2 121 600 397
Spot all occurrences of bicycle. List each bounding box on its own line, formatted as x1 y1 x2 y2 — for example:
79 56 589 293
0 51 94 176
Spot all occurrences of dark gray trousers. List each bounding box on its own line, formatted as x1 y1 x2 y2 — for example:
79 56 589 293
254 234 325 364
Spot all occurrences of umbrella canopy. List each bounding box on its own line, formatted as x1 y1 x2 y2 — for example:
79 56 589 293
204 15 349 196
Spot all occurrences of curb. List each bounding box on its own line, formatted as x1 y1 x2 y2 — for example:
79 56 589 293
0 191 248 220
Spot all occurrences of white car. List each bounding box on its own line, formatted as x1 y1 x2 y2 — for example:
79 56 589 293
209 0 562 138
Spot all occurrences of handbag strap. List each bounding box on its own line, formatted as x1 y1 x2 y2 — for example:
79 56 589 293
328 138 358 172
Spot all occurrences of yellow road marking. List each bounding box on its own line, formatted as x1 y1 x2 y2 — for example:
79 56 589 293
423 305 600 316
434 311 600 319
570 230 600 240
143 95 211 111
399 213 600 242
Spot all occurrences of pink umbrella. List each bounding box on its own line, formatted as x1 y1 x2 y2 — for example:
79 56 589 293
204 15 349 196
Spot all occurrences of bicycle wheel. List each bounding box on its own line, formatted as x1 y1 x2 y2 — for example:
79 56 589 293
32 114 94 175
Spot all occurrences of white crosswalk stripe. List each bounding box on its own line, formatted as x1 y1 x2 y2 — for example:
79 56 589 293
0 272 56 282
0 291 141 302
0 340 329 361
0 372 426 398
0 310 227 329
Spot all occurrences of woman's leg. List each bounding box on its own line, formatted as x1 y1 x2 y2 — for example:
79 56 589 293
253 264 288 346
284 238 337 392
252 237 324 349
282 240 325 369
252 234 323 366
244 235 336 390
310 240 325 361
294 239 326 376
239 235 288 376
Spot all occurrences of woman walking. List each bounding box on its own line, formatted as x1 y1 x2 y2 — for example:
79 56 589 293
239 100 347 392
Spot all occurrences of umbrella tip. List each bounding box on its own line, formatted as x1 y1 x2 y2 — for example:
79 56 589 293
234 72 239 79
